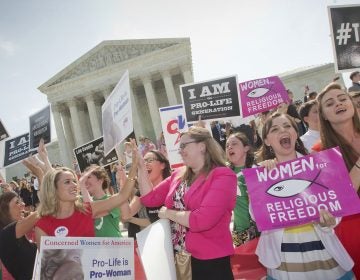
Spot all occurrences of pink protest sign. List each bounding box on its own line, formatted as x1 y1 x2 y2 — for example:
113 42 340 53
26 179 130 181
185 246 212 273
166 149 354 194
243 147 360 231
239 76 289 117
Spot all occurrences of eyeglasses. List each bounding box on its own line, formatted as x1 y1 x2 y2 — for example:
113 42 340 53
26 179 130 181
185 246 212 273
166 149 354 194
144 158 159 163
179 141 198 150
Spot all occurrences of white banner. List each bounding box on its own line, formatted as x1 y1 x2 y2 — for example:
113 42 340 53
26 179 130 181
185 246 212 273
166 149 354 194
34 237 134 280
102 70 133 155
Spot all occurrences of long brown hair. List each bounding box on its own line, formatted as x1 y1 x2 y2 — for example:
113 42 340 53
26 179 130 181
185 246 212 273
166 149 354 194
226 132 254 168
317 83 360 170
180 126 226 184
0 192 18 229
256 113 307 162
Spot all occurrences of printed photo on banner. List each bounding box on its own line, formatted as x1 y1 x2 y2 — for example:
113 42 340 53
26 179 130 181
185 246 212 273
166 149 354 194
33 237 134 280
3 133 34 168
29 105 51 150
328 4 360 72
239 76 289 117
74 136 118 173
159 105 187 169
180 75 241 123
243 147 360 231
102 70 133 156
0 119 10 141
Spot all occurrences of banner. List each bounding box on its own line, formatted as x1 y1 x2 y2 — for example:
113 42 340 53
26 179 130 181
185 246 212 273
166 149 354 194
29 105 51 150
136 219 176 280
328 4 360 72
74 136 118 173
102 70 133 156
159 105 187 169
3 133 33 167
0 119 10 141
180 75 241 123
243 147 360 231
239 76 289 117
34 237 134 280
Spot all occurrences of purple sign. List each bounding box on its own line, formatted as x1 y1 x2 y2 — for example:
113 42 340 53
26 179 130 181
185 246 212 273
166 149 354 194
243 147 360 231
239 76 289 117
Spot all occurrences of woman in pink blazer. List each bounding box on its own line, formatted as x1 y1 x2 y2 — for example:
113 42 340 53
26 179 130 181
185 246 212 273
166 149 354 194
139 126 237 280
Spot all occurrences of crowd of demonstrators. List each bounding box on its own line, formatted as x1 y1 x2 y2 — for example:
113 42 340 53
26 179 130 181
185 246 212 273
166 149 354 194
34 140 139 244
2 78 360 280
255 113 355 279
139 126 237 280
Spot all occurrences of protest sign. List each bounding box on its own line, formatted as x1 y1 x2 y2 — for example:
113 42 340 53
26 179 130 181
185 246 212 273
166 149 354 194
180 75 241 123
3 133 33 167
243 147 360 231
136 219 176 280
34 237 134 280
74 136 118 172
159 105 187 169
328 4 360 72
239 76 289 117
29 105 51 150
0 119 10 141
102 70 133 156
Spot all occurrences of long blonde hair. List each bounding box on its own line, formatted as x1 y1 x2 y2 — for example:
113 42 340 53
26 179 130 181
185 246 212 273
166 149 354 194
179 126 226 183
37 167 84 217
317 83 360 170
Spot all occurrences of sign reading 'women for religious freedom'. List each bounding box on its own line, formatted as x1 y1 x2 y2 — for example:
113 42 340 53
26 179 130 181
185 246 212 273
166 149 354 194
239 76 289 117
243 147 360 231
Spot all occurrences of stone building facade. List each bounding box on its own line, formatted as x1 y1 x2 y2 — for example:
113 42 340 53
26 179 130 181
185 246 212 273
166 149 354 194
38 38 194 167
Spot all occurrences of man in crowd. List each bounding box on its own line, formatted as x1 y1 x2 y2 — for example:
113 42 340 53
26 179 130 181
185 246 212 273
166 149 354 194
348 71 360 92
299 100 320 152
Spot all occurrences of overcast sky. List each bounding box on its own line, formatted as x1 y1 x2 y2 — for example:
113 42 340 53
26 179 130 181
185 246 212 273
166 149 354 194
0 0 358 138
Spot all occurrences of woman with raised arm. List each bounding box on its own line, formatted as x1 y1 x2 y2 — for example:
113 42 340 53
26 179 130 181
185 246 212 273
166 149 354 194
0 158 44 280
34 140 138 244
317 83 360 278
255 112 354 280
138 126 237 280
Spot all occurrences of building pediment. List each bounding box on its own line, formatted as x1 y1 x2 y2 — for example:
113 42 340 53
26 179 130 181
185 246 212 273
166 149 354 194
39 38 189 91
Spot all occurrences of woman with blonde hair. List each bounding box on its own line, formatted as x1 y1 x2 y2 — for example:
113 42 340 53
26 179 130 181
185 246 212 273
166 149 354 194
35 140 138 243
317 82 360 278
138 126 237 280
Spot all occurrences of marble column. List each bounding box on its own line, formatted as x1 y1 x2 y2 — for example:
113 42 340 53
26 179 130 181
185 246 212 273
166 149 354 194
67 99 85 146
129 83 144 138
85 94 102 139
61 109 76 155
161 70 178 105
51 103 71 167
181 64 193 84
141 75 162 136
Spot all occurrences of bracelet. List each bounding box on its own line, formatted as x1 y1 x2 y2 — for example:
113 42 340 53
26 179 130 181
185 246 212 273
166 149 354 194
128 176 137 181
355 162 360 169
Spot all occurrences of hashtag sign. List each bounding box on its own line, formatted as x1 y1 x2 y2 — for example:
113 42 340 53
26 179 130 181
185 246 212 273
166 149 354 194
336 23 352 45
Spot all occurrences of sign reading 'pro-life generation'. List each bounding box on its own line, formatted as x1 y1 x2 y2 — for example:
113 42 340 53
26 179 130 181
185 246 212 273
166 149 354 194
34 237 134 280
239 76 289 117
3 133 32 167
180 75 241 122
243 148 360 231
